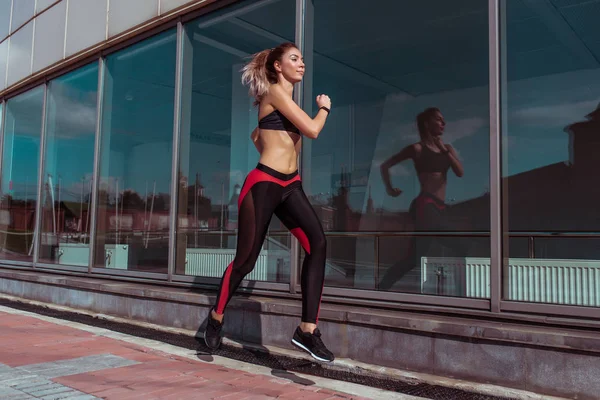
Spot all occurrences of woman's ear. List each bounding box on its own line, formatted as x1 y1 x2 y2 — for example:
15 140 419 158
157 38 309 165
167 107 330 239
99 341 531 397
274 60 282 73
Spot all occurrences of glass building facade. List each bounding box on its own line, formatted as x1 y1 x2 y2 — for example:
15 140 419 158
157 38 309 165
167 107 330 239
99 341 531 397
0 0 599 323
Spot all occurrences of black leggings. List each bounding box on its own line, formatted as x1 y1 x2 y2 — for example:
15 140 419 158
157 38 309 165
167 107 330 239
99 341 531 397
379 192 469 291
214 163 327 324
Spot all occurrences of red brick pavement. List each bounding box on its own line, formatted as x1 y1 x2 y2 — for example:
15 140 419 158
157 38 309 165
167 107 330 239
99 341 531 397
0 311 370 399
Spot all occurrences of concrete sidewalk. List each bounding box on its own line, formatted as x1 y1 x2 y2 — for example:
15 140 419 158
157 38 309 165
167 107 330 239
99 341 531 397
0 305 415 400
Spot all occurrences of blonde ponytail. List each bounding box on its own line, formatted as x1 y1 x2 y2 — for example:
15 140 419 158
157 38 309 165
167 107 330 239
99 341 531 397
241 49 271 106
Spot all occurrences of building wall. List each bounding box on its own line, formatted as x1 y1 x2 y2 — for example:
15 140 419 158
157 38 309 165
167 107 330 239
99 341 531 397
1 0 600 396
0 0 201 91
0 0 599 338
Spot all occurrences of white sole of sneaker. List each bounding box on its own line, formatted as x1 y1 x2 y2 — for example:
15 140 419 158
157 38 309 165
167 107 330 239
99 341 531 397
291 338 333 363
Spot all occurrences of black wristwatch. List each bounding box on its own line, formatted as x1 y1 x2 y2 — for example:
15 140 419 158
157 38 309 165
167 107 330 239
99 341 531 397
319 106 330 114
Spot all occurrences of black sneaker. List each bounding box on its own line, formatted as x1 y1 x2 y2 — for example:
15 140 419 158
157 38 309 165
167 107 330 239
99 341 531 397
204 310 223 350
291 327 334 362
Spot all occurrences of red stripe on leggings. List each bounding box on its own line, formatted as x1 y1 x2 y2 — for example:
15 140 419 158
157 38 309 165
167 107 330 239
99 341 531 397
416 196 446 219
216 262 233 314
290 227 310 254
238 169 301 208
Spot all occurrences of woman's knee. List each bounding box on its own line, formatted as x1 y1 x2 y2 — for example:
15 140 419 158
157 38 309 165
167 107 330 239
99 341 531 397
309 231 327 254
232 253 260 276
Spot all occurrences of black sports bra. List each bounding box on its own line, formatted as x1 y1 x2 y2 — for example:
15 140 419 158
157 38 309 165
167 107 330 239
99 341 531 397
258 110 300 134
414 144 451 174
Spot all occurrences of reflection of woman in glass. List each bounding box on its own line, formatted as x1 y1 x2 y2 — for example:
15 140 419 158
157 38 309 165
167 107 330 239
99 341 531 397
204 42 334 362
379 107 464 291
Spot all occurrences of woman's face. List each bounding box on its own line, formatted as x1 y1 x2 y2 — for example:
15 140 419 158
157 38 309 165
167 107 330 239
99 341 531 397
275 47 305 83
428 111 446 136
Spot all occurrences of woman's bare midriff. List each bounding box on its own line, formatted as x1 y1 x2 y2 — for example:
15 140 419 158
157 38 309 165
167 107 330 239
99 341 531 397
257 128 302 174
418 172 447 201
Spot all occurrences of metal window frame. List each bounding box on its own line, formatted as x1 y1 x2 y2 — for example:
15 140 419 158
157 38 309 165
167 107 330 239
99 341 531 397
29 60 101 273
165 0 300 290
171 273 291 292
90 267 168 280
84 26 180 279
494 0 599 319
500 301 600 319
32 82 48 266
34 262 88 273
0 85 45 268
322 285 490 310
1 260 33 268
290 0 495 311
87 57 104 274
489 0 502 313
167 20 184 283
289 0 305 294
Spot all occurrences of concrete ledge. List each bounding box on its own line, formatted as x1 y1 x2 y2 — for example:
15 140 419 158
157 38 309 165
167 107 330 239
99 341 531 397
1 267 599 399
0 268 598 353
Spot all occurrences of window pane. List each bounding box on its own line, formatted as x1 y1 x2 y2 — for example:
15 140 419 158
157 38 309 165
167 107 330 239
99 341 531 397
7 20 33 86
0 0 11 39
0 86 44 262
94 30 176 273
108 0 158 38
304 0 490 295
378 235 490 296
65 0 108 57
174 0 295 282
32 0 66 73
38 63 98 267
502 0 600 307
10 0 34 34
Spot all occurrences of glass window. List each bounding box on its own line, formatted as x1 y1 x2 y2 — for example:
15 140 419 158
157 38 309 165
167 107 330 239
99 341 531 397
303 0 491 295
502 0 600 307
108 0 158 38
10 0 34 34
94 29 176 274
174 0 296 283
65 0 108 57
0 86 44 262
7 20 33 86
38 63 98 267
0 0 11 40
32 0 66 73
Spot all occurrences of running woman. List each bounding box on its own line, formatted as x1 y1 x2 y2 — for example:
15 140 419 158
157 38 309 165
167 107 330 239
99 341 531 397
203 42 334 362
